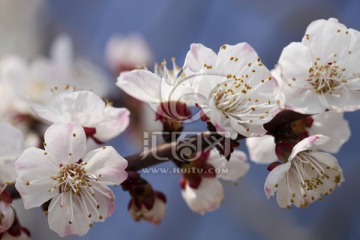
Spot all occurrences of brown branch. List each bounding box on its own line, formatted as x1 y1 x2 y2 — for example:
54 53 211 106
7 110 307 199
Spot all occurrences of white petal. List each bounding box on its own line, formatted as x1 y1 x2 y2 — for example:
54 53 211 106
48 193 91 237
207 150 249 181
281 85 326 114
94 107 130 142
279 42 313 82
302 18 351 61
82 183 116 222
309 112 350 153
15 147 59 209
181 178 224 214
230 119 267 137
309 152 342 171
288 135 330 161
44 123 87 164
116 69 161 103
83 146 128 185
216 43 258 76
183 43 218 75
264 162 291 198
57 91 105 126
319 87 360 112
246 135 277 164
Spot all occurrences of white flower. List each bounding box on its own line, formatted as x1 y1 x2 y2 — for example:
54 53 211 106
264 135 344 208
15 123 128 237
0 201 15 233
246 111 350 164
181 150 249 214
117 59 193 104
183 43 281 139
129 192 166 225
117 59 193 120
0 35 109 111
278 18 360 114
106 34 153 73
31 90 130 143
0 121 24 185
182 178 223 214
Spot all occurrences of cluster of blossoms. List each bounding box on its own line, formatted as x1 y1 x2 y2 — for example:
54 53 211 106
0 18 358 238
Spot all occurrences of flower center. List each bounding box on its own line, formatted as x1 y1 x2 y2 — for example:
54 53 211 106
212 83 241 114
54 162 98 195
308 61 344 94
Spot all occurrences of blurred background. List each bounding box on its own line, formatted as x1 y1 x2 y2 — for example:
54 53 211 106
3 0 360 239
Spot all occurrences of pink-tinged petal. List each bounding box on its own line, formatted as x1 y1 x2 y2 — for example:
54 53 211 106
0 121 24 160
183 43 217 75
116 69 161 103
288 135 330 161
94 107 130 142
216 43 258 76
278 42 312 83
309 112 350 153
15 147 59 209
181 178 224 214
246 136 277 164
264 162 291 199
48 193 90 237
208 150 249 181
44 123 87 164
83 146 128 185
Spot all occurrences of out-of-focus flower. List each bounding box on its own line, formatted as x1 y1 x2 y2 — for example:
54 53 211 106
264 135 344 208
0 35 109 110
0 191 30 240
31 90 130 143
183 43 281 139
278 18 360 114
181 150 249 214
106 34 153 74
128 191 166 225
0 121 24 185
122 172 167 225
246 112 350 164
15 123 128 237
0 201 15 233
